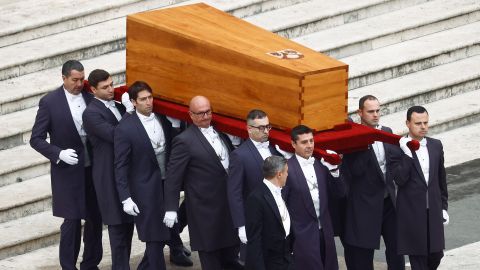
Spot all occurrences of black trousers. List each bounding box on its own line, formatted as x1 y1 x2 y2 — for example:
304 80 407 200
319 229 326 267
409 209 444 270
59 167 103 270
198 245 240 270
344 197 405 270
166 223 185 255
108 223 135 270
137 241 167 270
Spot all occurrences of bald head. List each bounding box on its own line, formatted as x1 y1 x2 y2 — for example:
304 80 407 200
189 96 212 128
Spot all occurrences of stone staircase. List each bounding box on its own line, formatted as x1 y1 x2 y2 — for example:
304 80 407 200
0 0 479 268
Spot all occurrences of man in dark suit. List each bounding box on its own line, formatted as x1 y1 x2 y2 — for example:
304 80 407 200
30 60 103 269
82 69 133 270
227 109 280 259
390 106 449 270
119 86 193 268
283 125 345 270
114 81 173 270
342 95 405 270
163 96 242 270
245 156 294 270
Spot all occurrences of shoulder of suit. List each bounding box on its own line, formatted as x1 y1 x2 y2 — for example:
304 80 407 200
426 136 442 147
40 86 63 102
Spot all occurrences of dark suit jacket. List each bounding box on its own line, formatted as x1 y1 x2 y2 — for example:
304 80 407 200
83 98 132 225
114 112 173 242
284 156 345 270
342 126 399 249
30 86 93 219
228 139 281 228
164 125 238 251
245 183 294 270
388 137 448 255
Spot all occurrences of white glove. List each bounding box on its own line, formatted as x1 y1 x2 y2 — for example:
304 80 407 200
443 210 449 225
122 197 140 216
321 150 340 177
238 226 247 244
275 145 293 159
399 137 413 158
121 92 135 113
163 211 178 228
59 149 78 165
227 134 242 148
166 116 181 128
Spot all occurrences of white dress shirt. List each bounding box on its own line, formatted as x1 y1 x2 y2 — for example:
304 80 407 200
64 88 86 136
200 126 229 169
263 179 290 237
251 139 272 160
137 111 165 154
64 88 90 166
96 97 121 121
296 154 322 229
372 125 386 176
415 138 429 185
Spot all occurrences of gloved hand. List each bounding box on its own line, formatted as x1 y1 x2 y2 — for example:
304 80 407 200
321 150 340 177
399 137 413 158
121 92 135 113
166 116 181 128
275 145 293 159
443 210 450 225
59 149 78 165
238 226 247 244
163 211 178 228
122 197 140 216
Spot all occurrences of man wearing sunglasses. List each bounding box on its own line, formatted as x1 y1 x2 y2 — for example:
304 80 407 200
227 109 281 264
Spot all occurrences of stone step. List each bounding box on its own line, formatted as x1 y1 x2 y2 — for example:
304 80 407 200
381 89 480 136
0 0 306 82
246 0 430 39
342 21 480 90
0 144 49 188
0 50 126 116
0 18 127 81
348 54 480 117
0 224 191 269
434 121 480 168
0 210 61 260
172 0 312 18
293 0 480 59
0 107 36 150
0 174 50 223
0 0 188 48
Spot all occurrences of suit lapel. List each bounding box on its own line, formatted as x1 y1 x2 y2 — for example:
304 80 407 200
292 156 318 219
412 151 427 186
245 139 264 173
92 98 119 124
368 147 386 182
57 88 82 143
131 113 159 167
313 161 328 215
262 184 284 228
427 138 435 186
192 126 226 172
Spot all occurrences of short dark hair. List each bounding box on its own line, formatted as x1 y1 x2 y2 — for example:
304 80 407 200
406 106 428 121
263 156 287 179
62 60 84 77
246 109 267 123
128 81 153 101
291 125 313 142
359 95 378 110
88 69 110 88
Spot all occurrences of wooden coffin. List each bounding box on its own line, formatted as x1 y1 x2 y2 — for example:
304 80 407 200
126 3 348 131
